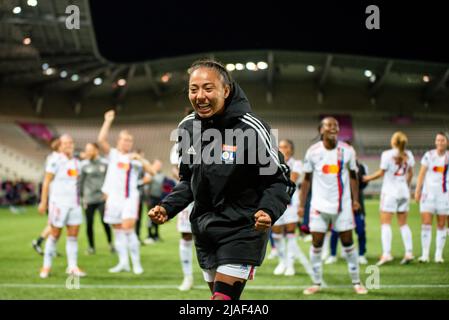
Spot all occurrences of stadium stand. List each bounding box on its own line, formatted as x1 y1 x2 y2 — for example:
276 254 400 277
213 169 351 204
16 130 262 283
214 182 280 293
353 115 449 156
2 111 447 191
0 122 48 182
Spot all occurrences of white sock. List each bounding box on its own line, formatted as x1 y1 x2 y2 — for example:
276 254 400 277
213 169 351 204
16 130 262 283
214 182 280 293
343 244 360 285
286 233 298 269
66 236 78 269
435 228 447 260
179 239 193 277
400 224 413 255
421 224 432 258
114 229 129 267
322 232 331 258
381 224 392 256
125 230 141 268
272 233 285 264
310 246 323 285
43 235 57 269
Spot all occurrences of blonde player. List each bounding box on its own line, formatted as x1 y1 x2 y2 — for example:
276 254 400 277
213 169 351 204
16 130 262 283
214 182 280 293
272 139 303 276
38 134 85 278
299 117 367 295
98 110 155 274
32 137 61 255
415 132 449 263
364 131 415 266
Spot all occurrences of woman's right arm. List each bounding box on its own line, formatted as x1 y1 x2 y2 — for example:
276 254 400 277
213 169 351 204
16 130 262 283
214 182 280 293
154 127 194 221
414 165 427 202
159 162 194 220
98 110 115 154
298 173 312 218
38 173 54 215
363 169 384 182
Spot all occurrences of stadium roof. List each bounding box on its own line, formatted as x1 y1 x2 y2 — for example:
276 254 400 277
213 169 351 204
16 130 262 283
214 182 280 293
1 0 448 108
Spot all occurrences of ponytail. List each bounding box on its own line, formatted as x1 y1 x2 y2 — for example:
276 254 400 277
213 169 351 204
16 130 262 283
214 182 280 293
391 131 408 165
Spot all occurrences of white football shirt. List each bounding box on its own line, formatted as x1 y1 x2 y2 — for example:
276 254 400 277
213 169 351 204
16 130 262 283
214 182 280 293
101 148 142 199
421 149 449 194
286 157 303 206
46 152 80 207
380 148 415 198
303 141 357 214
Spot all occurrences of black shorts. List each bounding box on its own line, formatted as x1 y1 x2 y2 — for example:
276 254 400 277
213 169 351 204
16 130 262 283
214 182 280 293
192 220 269 270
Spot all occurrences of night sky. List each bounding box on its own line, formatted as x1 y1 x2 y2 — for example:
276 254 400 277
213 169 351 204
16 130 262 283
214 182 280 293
89 1 449 64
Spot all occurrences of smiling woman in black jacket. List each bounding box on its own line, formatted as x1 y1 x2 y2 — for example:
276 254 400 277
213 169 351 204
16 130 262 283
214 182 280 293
148 59 294 300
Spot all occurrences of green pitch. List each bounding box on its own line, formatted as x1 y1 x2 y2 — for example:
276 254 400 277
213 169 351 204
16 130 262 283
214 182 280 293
1 200 448 300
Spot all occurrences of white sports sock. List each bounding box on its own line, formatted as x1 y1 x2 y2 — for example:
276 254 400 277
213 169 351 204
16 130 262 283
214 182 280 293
286 233 298 269
272 233 285 264
435 228 447 260
43 235 57 269
125 230 141 268
381 224 392 256
321 232 331 258
310 246 323 285
343 244 360 284
66 236 78 269
114 229 129 267
400 224 413 255
421 224 432 258
179 239 193 276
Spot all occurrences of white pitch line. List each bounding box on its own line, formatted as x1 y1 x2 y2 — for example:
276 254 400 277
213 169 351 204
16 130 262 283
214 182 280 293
2 283 448 290
0 283 181 289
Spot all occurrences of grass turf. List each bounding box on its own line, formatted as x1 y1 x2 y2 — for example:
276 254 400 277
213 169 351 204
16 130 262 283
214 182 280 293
0 200 448 300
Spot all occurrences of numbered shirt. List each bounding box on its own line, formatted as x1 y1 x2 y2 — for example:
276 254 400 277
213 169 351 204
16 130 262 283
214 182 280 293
303 141 357 214
101 148 143 199
286 157 303 207
380 148 415 197
46 152 80 207
421 149 449 194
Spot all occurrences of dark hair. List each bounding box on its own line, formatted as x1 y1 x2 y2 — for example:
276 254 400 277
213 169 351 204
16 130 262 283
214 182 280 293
280 139 295 155
188 59 233 90
87 142 100 150
436 131 449 141
50 137 61 151
317 117 339 141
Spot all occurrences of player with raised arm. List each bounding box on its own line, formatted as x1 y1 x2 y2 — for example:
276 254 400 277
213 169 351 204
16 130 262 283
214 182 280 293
364 131 415 266
98 110 155 275
415 132 449 263
299 117 367 295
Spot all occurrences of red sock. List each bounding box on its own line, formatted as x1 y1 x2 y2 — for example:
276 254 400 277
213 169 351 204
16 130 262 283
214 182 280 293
211 292 231 300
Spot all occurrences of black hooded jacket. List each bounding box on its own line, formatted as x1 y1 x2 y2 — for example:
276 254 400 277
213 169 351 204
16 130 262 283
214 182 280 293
161 83 295 269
